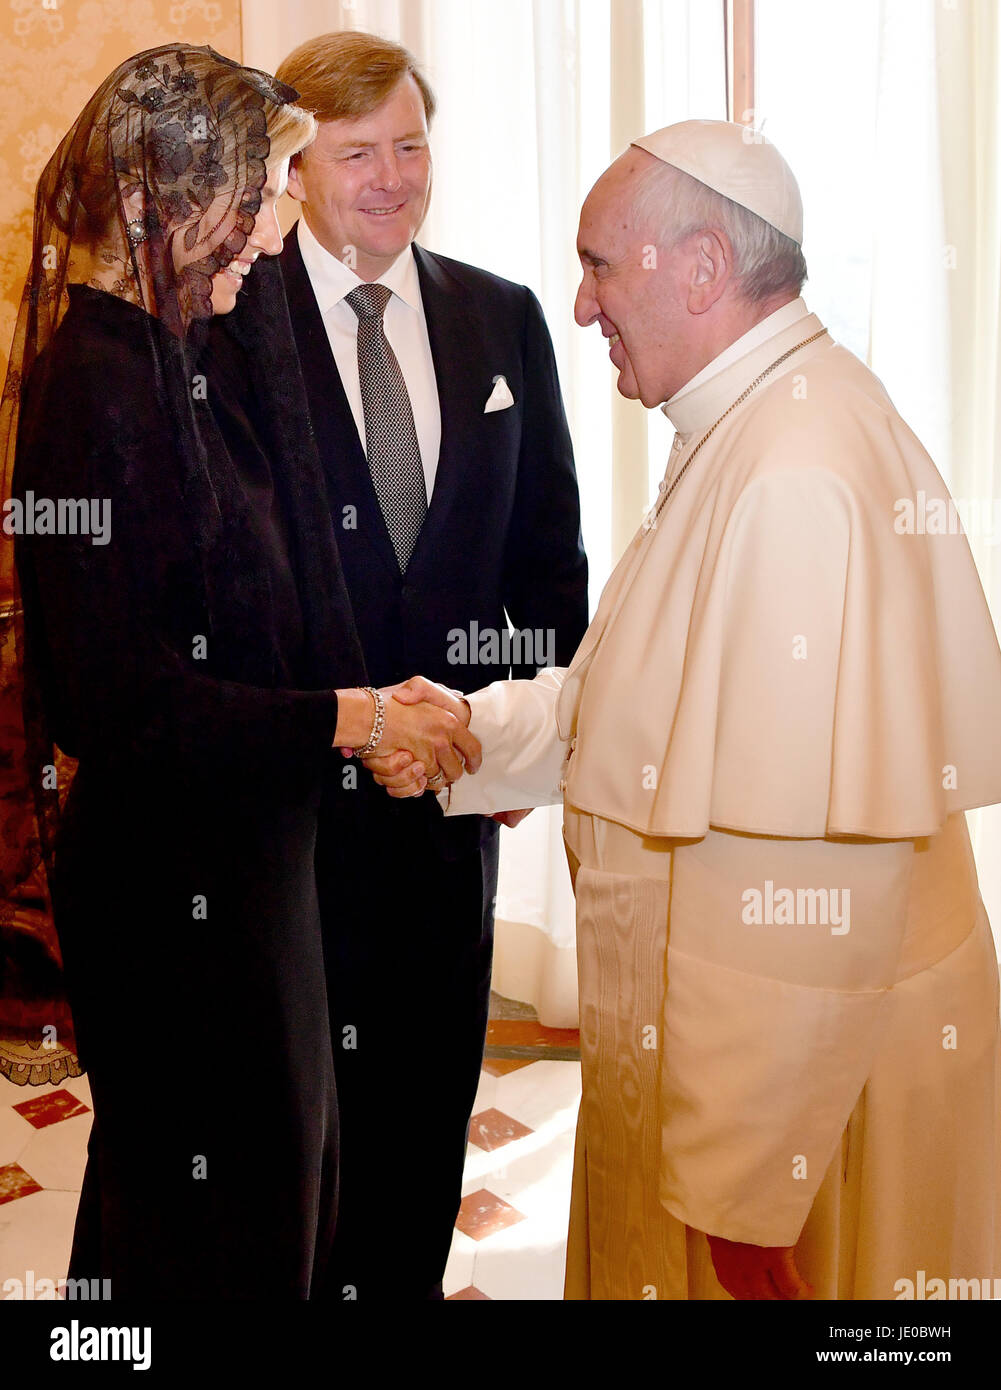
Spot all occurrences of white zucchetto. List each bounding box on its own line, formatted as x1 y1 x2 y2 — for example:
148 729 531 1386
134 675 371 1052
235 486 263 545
631 119 804 245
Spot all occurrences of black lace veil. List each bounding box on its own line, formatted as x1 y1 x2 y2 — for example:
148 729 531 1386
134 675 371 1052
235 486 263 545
0 45 365 1078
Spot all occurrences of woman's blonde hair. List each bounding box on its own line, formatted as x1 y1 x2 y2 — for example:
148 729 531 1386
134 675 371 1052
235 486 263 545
266 100 317 164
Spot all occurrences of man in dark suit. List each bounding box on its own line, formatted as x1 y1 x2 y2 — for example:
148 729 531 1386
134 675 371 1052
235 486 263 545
276 31 589 1300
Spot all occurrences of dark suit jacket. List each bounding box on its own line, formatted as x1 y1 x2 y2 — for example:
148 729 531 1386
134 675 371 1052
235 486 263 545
281 222 589 848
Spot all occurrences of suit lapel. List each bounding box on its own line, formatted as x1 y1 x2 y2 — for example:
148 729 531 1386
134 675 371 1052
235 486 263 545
280 223 401 581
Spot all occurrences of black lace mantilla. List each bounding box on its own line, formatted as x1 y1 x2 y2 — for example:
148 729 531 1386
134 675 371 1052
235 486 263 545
0 45 312 1072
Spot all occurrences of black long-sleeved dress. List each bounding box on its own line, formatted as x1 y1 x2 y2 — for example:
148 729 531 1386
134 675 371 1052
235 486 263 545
13 282 365 1298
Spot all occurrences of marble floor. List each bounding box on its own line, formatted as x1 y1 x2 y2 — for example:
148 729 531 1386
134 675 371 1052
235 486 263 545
445 1051 581 1299
0 1000 581 1301
0 1067 93 1300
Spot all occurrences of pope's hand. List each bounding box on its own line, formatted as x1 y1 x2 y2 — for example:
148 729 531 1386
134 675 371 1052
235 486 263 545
705 1234 813 1300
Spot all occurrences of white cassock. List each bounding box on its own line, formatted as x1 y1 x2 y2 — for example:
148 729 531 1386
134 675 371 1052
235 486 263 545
444 297 1001 1300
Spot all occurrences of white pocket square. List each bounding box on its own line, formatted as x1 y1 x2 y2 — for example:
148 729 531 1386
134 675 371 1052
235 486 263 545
484 375 515 413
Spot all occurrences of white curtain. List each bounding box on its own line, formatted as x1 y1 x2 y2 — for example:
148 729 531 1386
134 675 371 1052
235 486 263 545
755 0 1001 947
241 0 726 1023
934 0 1001 944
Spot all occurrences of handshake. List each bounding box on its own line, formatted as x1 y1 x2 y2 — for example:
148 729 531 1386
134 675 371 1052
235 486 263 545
339 674 481 799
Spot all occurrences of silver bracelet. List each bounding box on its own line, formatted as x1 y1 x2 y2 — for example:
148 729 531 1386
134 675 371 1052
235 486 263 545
353 686 385 757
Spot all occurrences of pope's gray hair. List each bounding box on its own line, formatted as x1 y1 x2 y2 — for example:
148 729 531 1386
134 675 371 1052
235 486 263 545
629 157 807 303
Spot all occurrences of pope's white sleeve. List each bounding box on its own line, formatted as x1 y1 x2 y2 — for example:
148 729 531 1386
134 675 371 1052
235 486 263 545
659 830 915 1246
441 667 569 816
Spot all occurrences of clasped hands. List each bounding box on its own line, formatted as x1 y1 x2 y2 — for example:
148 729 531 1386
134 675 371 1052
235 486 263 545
340 675 479 797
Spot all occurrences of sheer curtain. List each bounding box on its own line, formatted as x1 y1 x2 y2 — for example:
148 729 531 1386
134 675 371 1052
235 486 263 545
755 0 1001 945
242 0 725 1023
935 0 1001 942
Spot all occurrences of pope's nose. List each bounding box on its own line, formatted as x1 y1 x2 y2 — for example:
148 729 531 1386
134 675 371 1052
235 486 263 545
574 278 599 327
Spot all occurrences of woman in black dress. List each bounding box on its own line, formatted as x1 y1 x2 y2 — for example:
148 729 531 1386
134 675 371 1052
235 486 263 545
0 44 475 1298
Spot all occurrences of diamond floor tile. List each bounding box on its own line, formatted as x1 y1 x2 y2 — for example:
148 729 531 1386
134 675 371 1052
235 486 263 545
454 1188 526 1241
12 1089 90 1130
0 1162 44 1205
467 1108 534 1153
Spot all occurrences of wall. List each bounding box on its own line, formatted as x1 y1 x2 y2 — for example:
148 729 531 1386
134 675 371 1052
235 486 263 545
0 0 243 376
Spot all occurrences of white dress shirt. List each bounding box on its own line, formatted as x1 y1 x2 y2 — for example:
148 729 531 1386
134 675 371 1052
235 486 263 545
296 215 442 503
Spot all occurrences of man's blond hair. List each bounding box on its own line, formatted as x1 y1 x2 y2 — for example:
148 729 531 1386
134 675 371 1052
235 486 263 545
276 31 436 126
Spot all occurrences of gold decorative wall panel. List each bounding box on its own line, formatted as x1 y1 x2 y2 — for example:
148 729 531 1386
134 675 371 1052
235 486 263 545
1 0 243 373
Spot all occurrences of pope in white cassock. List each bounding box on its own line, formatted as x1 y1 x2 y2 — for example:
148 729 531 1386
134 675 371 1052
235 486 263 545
372 121 1001 1301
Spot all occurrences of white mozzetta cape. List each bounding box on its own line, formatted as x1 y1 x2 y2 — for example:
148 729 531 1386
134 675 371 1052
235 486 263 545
555 310 1001 839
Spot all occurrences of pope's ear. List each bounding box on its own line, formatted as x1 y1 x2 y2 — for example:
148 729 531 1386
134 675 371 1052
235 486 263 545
688 229 730 314
286 154 307 204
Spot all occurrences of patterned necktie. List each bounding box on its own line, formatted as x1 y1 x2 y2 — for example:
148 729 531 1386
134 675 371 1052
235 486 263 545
345 282 427 571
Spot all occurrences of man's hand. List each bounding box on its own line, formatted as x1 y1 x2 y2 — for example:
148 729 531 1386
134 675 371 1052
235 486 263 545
348 678 480 798
705 1234 812 1300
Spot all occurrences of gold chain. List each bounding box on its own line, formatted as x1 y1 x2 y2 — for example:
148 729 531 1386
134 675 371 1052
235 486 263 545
649 328 829 527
